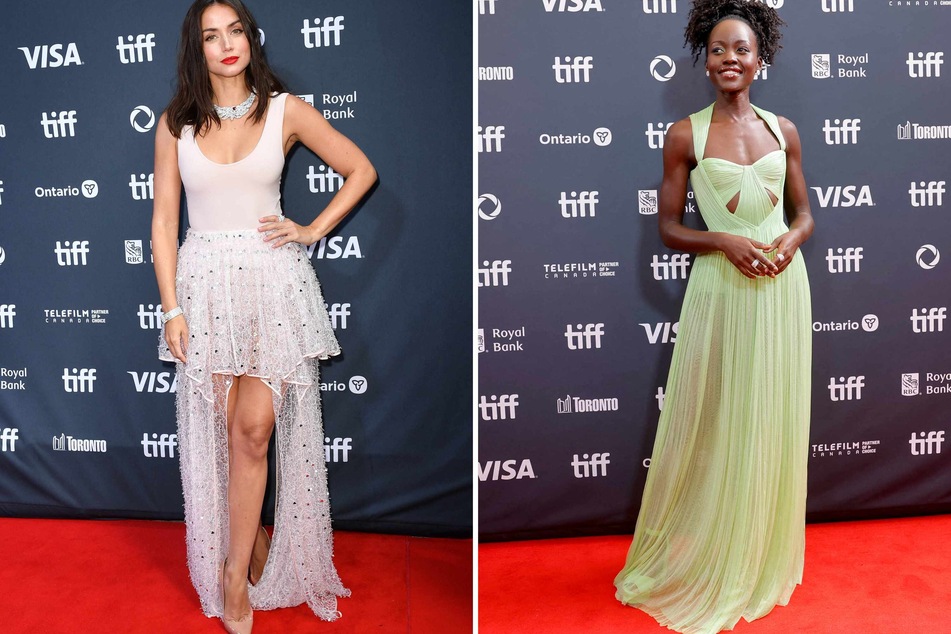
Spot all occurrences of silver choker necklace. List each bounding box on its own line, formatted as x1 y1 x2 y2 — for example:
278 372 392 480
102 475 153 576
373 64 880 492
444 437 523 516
214 90 256 120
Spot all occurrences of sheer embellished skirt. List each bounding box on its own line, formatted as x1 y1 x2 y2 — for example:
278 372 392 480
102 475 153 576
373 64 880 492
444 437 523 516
158 229 348 620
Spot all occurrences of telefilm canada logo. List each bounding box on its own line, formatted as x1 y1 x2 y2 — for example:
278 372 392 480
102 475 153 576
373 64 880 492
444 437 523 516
543 261 619 280
811 440 879 458
44 308 110 325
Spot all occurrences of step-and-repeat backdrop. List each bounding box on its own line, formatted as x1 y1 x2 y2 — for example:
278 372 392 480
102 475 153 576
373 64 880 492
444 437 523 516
479 0 951 540
0 0 471 537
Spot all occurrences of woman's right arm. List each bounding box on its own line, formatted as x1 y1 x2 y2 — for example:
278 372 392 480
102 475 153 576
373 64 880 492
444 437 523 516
151 112 188 363
657 119 776 280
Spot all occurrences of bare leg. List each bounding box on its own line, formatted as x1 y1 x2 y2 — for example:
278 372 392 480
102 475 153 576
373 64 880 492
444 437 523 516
223 375 275 621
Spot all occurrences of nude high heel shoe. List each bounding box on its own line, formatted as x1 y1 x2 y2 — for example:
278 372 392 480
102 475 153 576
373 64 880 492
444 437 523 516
221 557 254 634
248 524 271 586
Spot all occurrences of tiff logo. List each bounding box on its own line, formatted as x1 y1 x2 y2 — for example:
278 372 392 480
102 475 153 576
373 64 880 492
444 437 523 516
116 34 156 63
138 303 163 330
41 110 77 138
129 173 154 200
479 0 497 14
327 302 350 329
552 56 593 83
651 253 691 280
478 260 512 287
907 52 944 78
910 307 947 333
909 431 945 455
565 323 605 350
307 164 343 193
571 452 610 478
478 125 505 153
142 432 178 458
828 375 865 402
656 386 665 410
823 119 860 145
645 122 674 149
0 304 15 329
54 240 90 266
643 0 677 12
0 428 19 452
559 191 599 218
325 437 352 462
301 17 344 48
821 0 853 11
63 368 97 393
826 247 863 273
479 394 519 421
909 181 945 207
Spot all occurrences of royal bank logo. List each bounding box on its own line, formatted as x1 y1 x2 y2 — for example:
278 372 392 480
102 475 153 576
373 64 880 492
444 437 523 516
54 240 90 266
907 52 944 78
902 373 920 396
479 66 514 81
306 236 363 259
52 433 107 453
564 323 605 350
811 54 831 78
553 56 593 83
125 240 145 264
479 394 519 421
821 0 853 11
539 127 612 147
320 91 356 120
478 193 502 221
571 453 610 477
638 189 658 215
129 173 154 200
651 253 691 280
324 437 352 463
478 459 537 481
909 431 944 456
542 0 604 12
823 118 861 145
479 0 497 14
812 53 869 79
826 247 863 273
116 34 156 64
63 368 97 393
478 125 505 152
643 0 677 12
477 328 486 353
478 259 512 287
650 55 676 82
0 367 27 391
813 314 879 333
19 43 82 69
559 191 599 218
543 261 619 279
130 106 155 133
0 305 16 329
916 244 940 270
645 122 674 149
41 110 77 138
301 16 344 48
910 307 947 333
307 163 343 193
326 302 350 329
482 327 525 352
640 321 678 344
0 428 19 452
909 181 946 207
897 121 951 141
828 375 865 401
811 185 874 208
556 394 619 414
142 432 178 458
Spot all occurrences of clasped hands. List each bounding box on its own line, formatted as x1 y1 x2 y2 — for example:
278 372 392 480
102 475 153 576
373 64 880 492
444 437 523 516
718 231 804 280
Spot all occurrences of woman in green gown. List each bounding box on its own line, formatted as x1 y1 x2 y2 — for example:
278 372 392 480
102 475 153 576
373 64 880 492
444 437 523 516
614 2 814 632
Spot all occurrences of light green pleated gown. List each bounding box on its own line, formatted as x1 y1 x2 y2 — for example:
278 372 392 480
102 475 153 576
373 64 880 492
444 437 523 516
614 103 812 634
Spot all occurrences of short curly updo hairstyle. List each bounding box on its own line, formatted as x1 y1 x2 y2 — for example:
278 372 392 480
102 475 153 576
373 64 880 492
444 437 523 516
684 0 785 66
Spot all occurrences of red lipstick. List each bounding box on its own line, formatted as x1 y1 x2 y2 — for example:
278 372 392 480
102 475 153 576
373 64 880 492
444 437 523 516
222 56 239 65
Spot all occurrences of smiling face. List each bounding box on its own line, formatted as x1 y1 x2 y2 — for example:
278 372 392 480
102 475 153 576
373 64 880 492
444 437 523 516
200 3 250 78
705 18 762 92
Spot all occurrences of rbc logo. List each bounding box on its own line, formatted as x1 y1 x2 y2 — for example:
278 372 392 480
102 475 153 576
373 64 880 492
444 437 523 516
301 17 344 48
823 119 861 145
826 247 863 273
828 376 865 401
565 323 604 350
638 190 658 215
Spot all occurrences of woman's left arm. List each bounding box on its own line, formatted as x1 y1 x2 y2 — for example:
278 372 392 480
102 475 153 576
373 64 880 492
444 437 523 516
767 116 815 274
260 94 377 247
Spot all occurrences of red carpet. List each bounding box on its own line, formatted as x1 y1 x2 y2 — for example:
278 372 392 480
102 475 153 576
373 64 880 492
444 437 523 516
0 518 471 633
479 515 951 633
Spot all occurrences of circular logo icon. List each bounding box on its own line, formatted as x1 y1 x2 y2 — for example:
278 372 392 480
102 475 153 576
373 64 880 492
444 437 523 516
763 0 784 7
477 194 502 221
861 314 879 332
0 247 6 265
81 180 99 198
130 105 155 133
348 375 367 394
593 127 612 147
917 244 940 269
650 55 677 82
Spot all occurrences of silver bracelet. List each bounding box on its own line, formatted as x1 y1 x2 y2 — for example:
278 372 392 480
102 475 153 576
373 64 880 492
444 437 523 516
161 306 183 324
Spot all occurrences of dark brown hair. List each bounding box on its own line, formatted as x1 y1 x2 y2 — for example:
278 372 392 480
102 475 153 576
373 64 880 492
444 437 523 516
684 0 785 66
165 0 288 138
